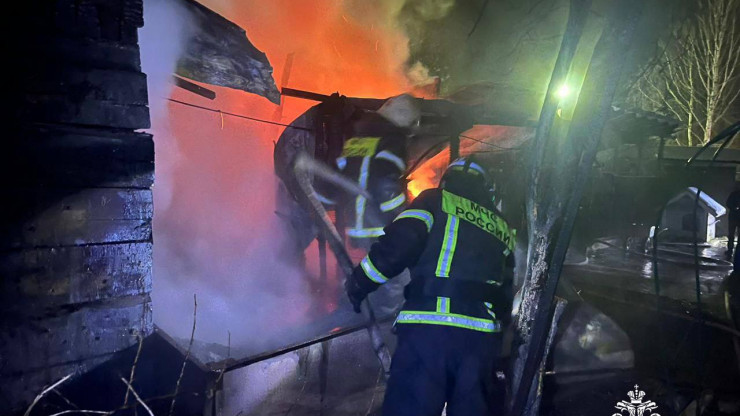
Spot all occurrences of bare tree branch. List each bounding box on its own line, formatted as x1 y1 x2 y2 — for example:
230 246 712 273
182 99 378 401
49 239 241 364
123 332 144 407
628 0 740 145
48 411 112 416
169 294 197 416
24 374 72 416
120 377 154 416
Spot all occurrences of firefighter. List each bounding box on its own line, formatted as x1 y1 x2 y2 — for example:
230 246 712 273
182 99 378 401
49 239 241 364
316 94 419 250
345 156 516 415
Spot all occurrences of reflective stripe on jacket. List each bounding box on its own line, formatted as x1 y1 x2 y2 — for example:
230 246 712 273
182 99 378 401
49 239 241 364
338 133 407 239
351 187 515 333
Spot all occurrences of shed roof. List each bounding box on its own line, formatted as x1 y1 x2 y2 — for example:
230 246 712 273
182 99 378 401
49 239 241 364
667 187 726 217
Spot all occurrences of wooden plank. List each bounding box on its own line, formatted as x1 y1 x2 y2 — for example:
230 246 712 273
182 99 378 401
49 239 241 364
0 295 151 376
0 242 152 309
18 94 150 130
22 67 148 106
49 0 144 44
4 127 153 188
1 188 152 249
28 0 143 45
19 36 142 72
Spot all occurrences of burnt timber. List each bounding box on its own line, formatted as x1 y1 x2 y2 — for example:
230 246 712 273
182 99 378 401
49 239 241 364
2 0 153 411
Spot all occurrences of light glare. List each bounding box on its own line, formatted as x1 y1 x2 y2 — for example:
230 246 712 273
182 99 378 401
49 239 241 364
556 84 571 99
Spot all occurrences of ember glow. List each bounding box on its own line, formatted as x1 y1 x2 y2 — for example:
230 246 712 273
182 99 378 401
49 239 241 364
214 0 414 108
408 148 449 198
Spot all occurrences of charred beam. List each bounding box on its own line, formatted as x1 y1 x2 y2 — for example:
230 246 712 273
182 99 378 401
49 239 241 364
171 75 216 100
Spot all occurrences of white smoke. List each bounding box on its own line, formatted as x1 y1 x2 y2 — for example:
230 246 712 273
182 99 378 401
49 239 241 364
140 0 309 353
140 0 193 124
140 0 192 212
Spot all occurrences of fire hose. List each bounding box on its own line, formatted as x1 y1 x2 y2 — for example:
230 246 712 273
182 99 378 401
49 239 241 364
293 152 393 378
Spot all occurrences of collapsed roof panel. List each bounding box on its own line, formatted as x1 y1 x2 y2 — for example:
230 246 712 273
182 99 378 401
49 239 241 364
174 0 280 103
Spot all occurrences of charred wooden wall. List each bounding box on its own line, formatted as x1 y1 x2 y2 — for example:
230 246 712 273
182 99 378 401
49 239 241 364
2 0 153 411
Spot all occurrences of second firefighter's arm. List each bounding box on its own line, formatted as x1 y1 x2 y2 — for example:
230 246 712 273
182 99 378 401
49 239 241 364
346 191 435 307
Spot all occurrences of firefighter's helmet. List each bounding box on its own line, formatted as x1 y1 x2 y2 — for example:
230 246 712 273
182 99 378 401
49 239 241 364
441 156 496 200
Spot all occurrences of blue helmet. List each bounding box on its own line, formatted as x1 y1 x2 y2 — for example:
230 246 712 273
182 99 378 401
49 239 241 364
444 157 492 184
441 156 496 201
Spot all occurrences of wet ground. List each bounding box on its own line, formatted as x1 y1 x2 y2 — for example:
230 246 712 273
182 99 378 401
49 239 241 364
554 241 740 415
206 241 740 415
219 322 393 416
565 241 732 319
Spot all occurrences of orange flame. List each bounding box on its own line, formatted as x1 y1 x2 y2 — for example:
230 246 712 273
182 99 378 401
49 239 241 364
407 148 449 198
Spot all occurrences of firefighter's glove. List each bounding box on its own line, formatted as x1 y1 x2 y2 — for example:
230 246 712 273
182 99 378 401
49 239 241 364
345 269 368 313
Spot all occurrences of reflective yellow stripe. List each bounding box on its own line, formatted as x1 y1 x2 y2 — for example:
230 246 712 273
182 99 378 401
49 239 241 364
435 214 459 277
341 137 380 157
484 302 497 319
436 297 450 313
347 227 385 238
394 209 433 232
435 214 456 312
441 190 516 253
380 193 406 212
354 156 371 230
360 256 389 284
375 150 406 171
396 311 500 333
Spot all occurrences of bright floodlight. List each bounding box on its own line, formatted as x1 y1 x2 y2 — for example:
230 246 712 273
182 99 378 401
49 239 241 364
556 84 571 99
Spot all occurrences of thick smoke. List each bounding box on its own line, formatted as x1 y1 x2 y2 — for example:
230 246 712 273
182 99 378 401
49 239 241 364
141 0 440 355
140 0 191 215
141 0 311 352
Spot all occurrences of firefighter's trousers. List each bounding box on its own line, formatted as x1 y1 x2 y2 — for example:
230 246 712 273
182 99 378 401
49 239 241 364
382 324 503 416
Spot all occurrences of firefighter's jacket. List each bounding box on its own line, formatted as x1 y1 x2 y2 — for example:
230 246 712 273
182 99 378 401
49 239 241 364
351 184 516 332
317 111 408 240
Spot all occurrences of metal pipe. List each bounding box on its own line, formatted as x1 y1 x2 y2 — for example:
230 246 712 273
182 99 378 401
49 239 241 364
219 316 394 373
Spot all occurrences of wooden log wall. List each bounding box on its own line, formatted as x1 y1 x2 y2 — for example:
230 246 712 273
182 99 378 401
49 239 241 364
2 0 153 411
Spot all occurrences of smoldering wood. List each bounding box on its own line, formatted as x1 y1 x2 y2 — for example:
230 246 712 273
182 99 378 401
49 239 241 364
18 0 143 45
172 75 217 100
18 94 150 130
20 36 143 72
0 295 153 410
0 294 151 376
511 1 646 414
174 0 281 104
4 127 154 189
1 188 152 250
22 67 148 105
4 0 153 411
0 242 152 311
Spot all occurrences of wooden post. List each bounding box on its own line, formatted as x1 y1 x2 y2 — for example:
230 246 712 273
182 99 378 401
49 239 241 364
510 1 645 414
509 0 591 409
521 298 567 416
450 136 460 161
